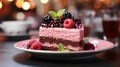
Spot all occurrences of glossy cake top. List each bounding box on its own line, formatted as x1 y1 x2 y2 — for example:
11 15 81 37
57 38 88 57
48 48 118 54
41 9 82 29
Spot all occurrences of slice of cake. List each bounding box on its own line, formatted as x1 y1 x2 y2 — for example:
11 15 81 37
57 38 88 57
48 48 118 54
39 9 84 51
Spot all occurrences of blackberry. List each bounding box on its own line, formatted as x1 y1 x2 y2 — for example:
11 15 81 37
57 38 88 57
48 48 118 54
72 17 75 21
62 12 72 20
74 18 81 25
53 23 60 27
50 20 62 27
74 18 81 22
52 21 60 27
42 15 53 24
75 21 81 25
48 21 54 27
59 23 63 27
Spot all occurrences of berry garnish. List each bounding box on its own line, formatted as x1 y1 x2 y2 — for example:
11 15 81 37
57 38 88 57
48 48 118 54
63 12 72 20
43 15 53 24
27 40 42 50
28 39 37 48
84 43 95 50
59 23 63 27
83 38 95 50
31 41 42 50
75 21 81 26
63 19 74 28
53 22 60 27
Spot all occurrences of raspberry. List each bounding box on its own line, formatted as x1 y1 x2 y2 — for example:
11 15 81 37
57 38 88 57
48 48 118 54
31 42 42 50
63 19 74 28
84 43 95 50
28 39 37 47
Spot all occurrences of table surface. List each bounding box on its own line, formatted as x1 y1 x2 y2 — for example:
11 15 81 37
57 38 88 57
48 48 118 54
0 36 120 67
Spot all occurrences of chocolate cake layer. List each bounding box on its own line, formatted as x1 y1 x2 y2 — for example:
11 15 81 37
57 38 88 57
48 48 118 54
40 36 84 51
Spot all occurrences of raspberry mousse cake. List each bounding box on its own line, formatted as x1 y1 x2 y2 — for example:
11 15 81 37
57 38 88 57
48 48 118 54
39 9 84 51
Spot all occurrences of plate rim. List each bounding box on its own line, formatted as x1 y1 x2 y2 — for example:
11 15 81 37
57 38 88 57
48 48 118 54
14 38 115 54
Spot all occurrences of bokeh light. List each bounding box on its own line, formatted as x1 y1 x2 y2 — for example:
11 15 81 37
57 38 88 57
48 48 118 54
40 0 49 4
29 1 35 10
7 0 13 2
16 0 24 8
0 1 2 9
16 12 25 20
22 2 30 10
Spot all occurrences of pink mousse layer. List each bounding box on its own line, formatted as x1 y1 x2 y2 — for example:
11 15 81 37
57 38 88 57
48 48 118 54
39 25 84 42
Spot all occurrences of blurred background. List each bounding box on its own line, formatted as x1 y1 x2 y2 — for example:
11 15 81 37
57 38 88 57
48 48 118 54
0 0 120 41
